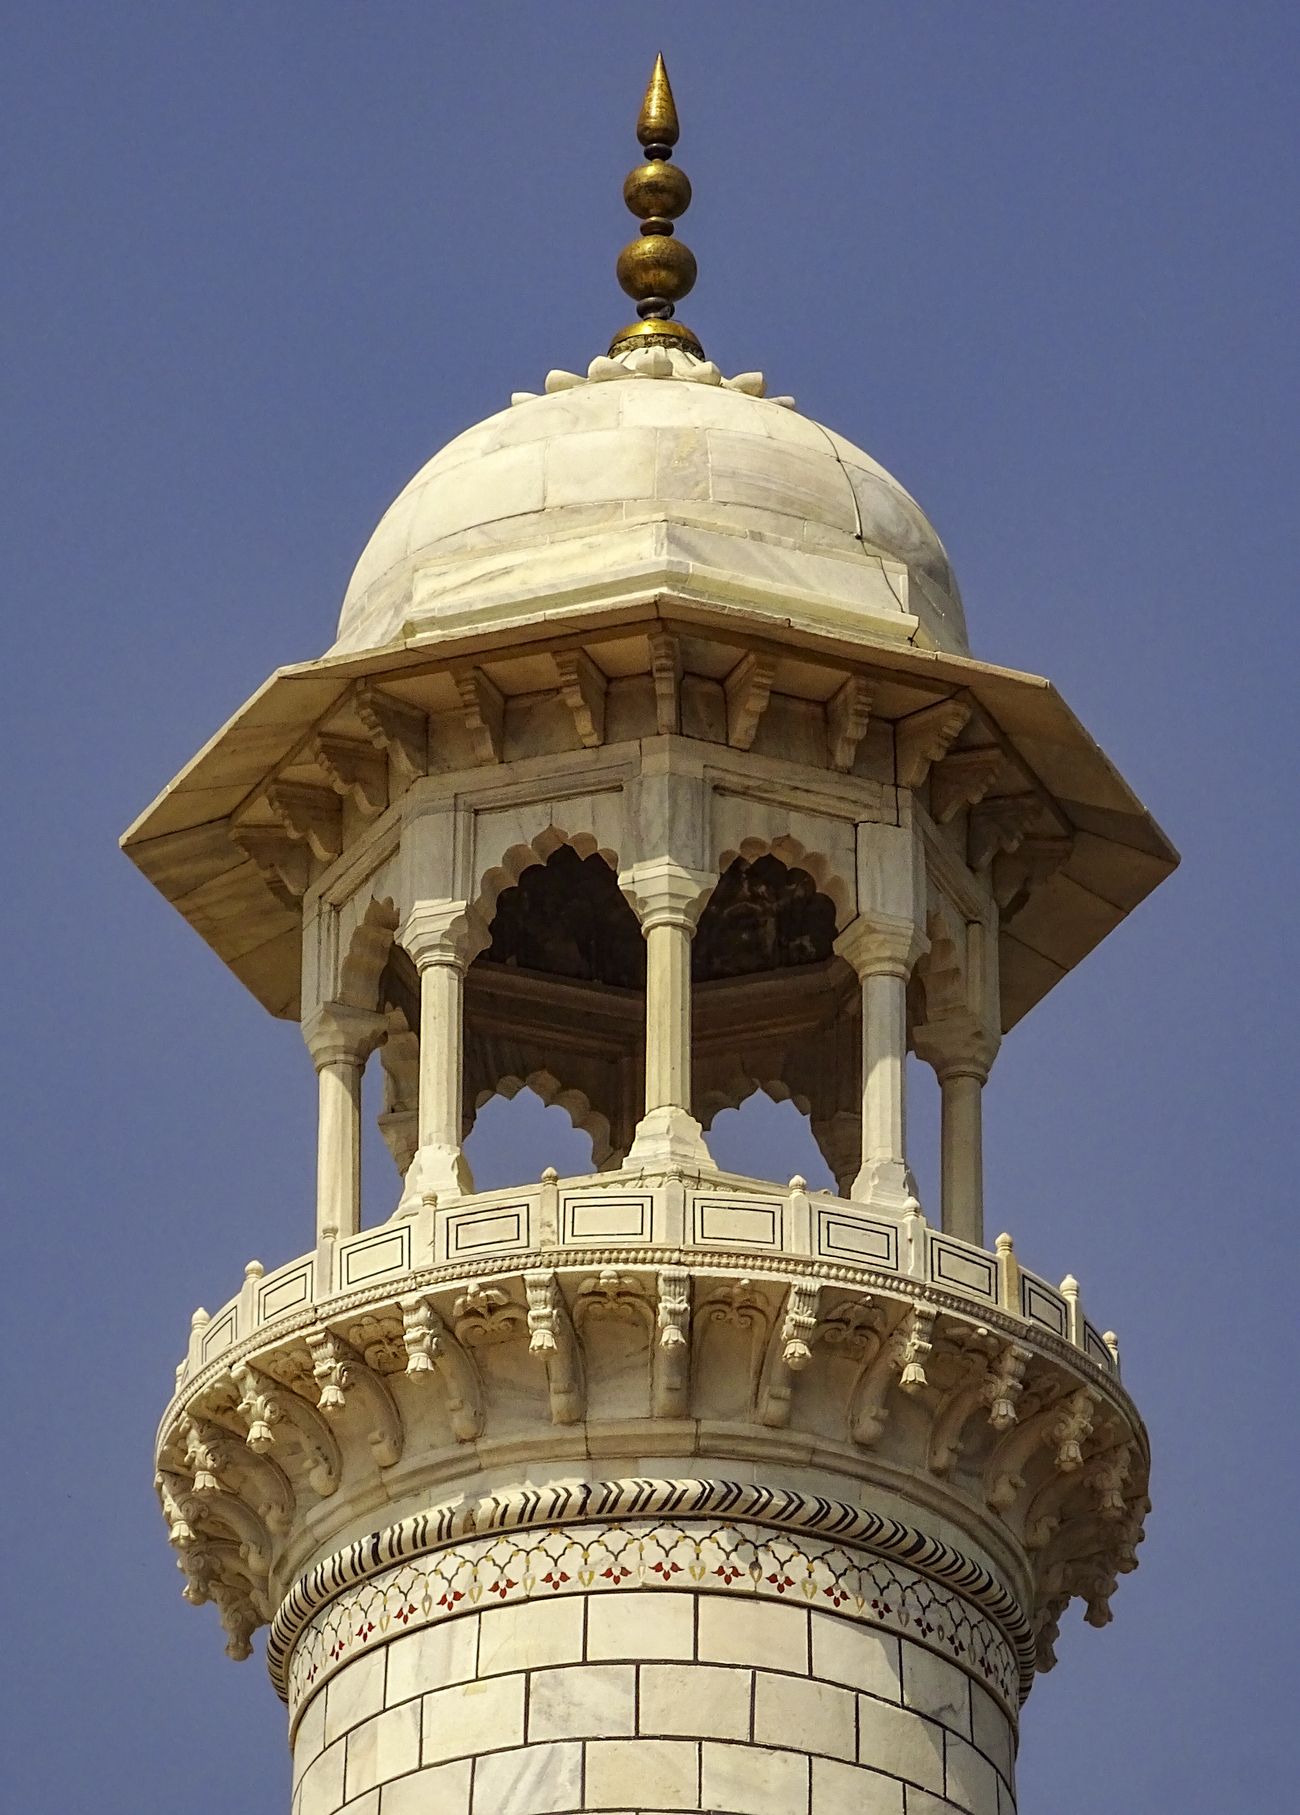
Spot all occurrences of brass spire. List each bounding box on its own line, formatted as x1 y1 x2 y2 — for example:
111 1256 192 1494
609 55 703 358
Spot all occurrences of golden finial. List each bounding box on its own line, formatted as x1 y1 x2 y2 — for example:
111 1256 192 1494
609 55 703 359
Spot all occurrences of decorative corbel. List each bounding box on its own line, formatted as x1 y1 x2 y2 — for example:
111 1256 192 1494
985 1384 1098 1512
1023 1439 1134 1554
265 780 343 863
826 674 875 773
180 1414 294 1534
165 1474 271 1580
848 1301 936 1446
992 833 1075 919
895 698 971 788
968 795 1041 872
401 1295 484 1442
653 1266 692 1419
926 1326 999 1477
758 1282 822 1428
930 747 1005 825
175 1536 260 1658
230 824 310 911
311 733 387 819
724 651 777 750
229 1360 341 1498
452 1282 530 1348
355 685 428 785
306 1328 403 1468
524 1270 585 1424
554 649 608 748
813 1298 887 1365
452 666 505 764
648 629 682 734
574 1268 652 1332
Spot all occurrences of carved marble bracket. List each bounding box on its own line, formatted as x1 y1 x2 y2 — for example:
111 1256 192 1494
525 1269 585 1424
648 630 682 734
554 650 608 748
724 652 777 750
758 1282 822 1428
230 1359 341 1498
230 824 311 910
401 1294 484 1442
826 675 875 773
306 1329 403 1468
849 1301 937 1446
653 1266 692 1418
452 666 505 764
896 699 971 788
931 747 1004 825
355 686 428 786
312 734 387 819
266 780 343 863
969 796 1041 872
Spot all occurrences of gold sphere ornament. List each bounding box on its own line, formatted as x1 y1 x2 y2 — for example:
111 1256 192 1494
617 234 697 305
623 159 691 222
608 54 704 359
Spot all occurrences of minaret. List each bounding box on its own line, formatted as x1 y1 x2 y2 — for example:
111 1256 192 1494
128 59 1176 1815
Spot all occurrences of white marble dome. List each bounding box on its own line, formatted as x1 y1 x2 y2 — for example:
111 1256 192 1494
333 360 968 657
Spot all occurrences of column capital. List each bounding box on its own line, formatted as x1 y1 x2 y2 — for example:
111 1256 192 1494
912 1012 1000 1083
834 912 928 981
399 899 489 969
618 859 716 934
302 1002 386 1072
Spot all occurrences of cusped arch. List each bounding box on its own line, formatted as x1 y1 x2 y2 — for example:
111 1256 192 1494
473 824 621 929
714 833 853 926
697 1063 812 1131
338 896 401 1010
470 1069 615 1170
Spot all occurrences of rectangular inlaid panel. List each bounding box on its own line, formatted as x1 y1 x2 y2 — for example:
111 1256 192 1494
1083 1320 1114 1370
1020 1276 1068 1338
561 1194 653 1245
200 1306 237 1362
339 1225 411 1287
691 1195 781 1249
815 1207 900 1270
443 1202 532 1258
258 1261 312 1323
927 1235 997 1304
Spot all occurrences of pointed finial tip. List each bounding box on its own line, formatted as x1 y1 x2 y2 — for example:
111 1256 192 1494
638 52 679 149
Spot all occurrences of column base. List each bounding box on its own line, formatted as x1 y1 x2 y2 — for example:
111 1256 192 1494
397 1143 474 1213
851 1156 920 1215
626 1105 716 1171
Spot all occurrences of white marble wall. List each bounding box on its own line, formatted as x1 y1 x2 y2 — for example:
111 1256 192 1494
292 1590 1015 1815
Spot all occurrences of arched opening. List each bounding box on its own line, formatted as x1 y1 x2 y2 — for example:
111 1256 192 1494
693 853 855 1187
462 844 646 1184
704 1088 837 1191
463 1084 596 1190
693 853 837 980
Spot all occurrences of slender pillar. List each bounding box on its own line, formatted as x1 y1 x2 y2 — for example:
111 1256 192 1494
622 859 715 1169
914 1015 999 1244
834 915 927 1210
302 1003 385 1243
398 900 486 1208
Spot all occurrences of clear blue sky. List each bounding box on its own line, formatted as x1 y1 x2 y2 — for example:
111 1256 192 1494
3 3 1296 1809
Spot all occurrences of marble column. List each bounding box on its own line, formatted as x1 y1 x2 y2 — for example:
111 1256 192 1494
913 1016 999 1245
397 901 487 1208
302 1002 386 1244
621 859 715 1169
834 915 928 1211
